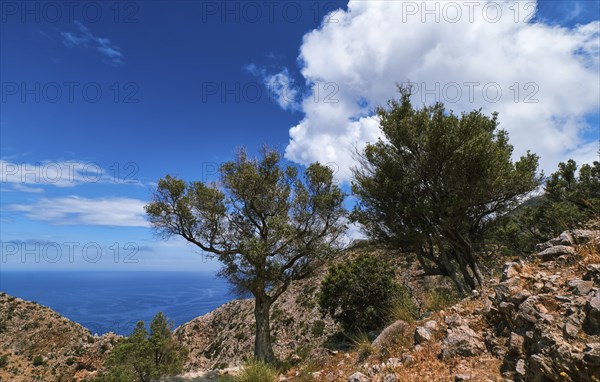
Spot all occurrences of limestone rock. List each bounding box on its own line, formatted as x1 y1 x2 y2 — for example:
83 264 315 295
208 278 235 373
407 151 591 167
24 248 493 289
571 229 600 244
508 332 524 356
584 291 600 335
502 261 524 281
584 343 600 366
536 245 576 261
424 320 438 331
441 325 485 359
414 327 432 344
515 359 526 378
372 320 409 350
348 372 368 382
568 279 594 296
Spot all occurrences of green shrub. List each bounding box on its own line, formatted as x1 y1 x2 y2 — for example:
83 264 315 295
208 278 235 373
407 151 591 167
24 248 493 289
493 159 600 256
318 254 400 334
32 355 44 366
0 354 8 368
94 312 187 382
310 320 325 337
235 359 277 382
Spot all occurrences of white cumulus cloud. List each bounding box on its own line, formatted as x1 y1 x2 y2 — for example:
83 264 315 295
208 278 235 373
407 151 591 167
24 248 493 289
284 0 600 181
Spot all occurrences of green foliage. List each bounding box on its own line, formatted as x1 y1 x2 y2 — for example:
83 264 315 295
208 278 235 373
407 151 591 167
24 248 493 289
94 312 187 382
0 354 8 368
318 254 402 334
32 355 44 366
235 359 278 382
494 159 600 255
388 286 419 323
351 331 375 361
351 86 540 294
423 287 460 312
146 148 347 363
310 320 325 337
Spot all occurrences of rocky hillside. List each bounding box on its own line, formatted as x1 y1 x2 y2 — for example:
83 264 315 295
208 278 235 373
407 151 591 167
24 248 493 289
173 244 457 375
0 293 119 382
174 270 338 372
273 229 600 382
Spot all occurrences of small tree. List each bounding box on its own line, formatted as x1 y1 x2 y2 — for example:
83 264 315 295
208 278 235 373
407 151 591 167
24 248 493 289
352 86 540 295
318 254 403 334
96 312 187 382
145 148 346 363
494 159 600 254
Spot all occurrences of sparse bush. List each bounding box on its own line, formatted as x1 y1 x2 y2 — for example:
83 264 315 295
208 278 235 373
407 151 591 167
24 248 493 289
32 355 44 366
311 320 325 337
0 354 9 368
389 285 418 323
423 287 459 312
351 331 375 361
235 359 277 382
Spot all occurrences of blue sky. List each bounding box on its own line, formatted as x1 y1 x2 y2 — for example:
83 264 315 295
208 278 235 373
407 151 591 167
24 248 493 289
1 0 598 272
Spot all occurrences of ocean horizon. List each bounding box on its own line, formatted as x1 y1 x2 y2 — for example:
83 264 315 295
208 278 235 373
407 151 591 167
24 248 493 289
0 271 233 336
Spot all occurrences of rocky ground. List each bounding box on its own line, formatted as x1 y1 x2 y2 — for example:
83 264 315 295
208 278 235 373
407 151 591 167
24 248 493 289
0 293 119 381
276 229 600 382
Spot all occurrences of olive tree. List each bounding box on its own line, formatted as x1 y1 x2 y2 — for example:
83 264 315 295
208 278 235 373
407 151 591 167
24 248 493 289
145 148 346 362
352 86 540 295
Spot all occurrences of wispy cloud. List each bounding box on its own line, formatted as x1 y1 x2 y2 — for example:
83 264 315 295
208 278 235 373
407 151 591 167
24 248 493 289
11 184 45 193
61 21 124 66
245 64 300 111
7 196 149 227
0 160 141 189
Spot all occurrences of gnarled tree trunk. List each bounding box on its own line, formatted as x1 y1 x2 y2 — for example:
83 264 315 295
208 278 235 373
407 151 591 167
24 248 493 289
253 293 275 363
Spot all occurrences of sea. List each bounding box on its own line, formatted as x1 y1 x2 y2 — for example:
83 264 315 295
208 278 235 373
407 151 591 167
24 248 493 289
0 271 232 336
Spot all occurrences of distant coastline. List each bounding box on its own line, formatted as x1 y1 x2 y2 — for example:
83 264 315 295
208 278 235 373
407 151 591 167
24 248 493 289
0 271 232 335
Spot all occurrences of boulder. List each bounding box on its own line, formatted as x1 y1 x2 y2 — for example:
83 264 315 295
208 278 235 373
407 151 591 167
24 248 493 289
536 245 576 261
444 314 464 329
584 343 600 366
414 327 432 344
348 372 368 382
454 374 471 381
568 279 594 296
441 325 485 359
584 264 600 284
508 332 524 356
510 289 532 306
424 320 438 331
515 358 526 379
502 261 524 281
372 320 409 349
571 229 600 244
556 231 574 246
584 291 600 335
528 354 553 382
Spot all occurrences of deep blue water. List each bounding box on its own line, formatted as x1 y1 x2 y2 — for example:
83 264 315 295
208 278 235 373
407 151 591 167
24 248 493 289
0 271 232 336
